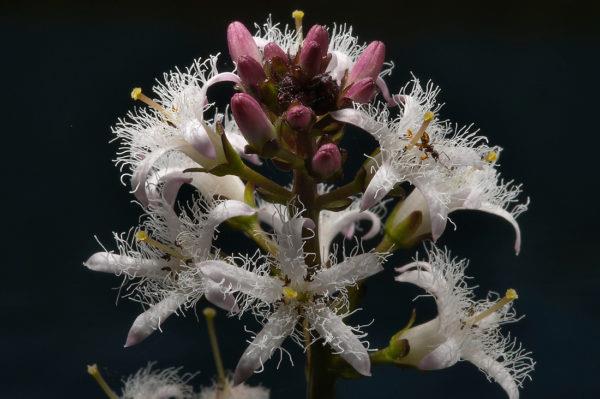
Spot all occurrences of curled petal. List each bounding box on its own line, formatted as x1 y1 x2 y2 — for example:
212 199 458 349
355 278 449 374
124 293 187 347
84 252 169 279
309 253 383 296
199 72 241 104
193 200 256 249
189 172 246 202
233 305 298 385
329 108 384 138
464 351 520 399
201 260 282 304
361 163 398 211
306 305 371 376
376 76 398 107
417 338 461 370
147 170 192 208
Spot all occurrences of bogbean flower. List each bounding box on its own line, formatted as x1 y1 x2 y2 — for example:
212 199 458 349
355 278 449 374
199 379 270 399
331 77 528 252
84 181 255 346
119 363 198 399
395 246 534 398
201 210 385 383
114 55 259 207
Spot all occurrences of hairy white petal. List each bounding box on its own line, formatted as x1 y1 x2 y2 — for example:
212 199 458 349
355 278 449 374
361 163 398 211
306 305 371 376
465 351 520 399
125 293 187 347
233 305 298 385
417 338 461 370
309 253 383 296
201 260 283 304
84 252 169 279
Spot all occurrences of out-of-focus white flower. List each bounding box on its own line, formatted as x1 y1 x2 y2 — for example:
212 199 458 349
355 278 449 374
84 188 254 346
120 363 197 399
199 378 269 399
331 77 528 252
395 246 534 399
201 210 385 383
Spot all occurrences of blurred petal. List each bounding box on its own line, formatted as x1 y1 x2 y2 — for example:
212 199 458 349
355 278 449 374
84 252 169 279
464 351 520 399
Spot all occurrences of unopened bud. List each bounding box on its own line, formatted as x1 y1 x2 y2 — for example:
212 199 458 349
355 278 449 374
304 25 329 59
231 93 276 151
344 77 377 103
263 42 288 63
348 41 386 84
311 143 342 178
227 21 261 63
285 104 315 131
299 40 323 77
237 56 266 88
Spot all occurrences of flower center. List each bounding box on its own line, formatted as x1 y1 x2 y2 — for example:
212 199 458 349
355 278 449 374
466 288 518 326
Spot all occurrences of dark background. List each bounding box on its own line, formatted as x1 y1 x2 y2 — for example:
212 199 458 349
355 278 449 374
2 0 599 397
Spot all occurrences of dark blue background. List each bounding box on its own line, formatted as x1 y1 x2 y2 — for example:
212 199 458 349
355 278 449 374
2 0 599 397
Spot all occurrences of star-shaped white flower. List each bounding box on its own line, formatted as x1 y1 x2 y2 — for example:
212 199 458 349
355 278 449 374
395 245 534 399
331 77 528 252
201 210 384 383
84 182 255 346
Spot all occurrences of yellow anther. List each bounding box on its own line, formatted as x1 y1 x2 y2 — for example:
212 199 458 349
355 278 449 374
423 111 434 122
406 112 435 149
87 364 119 399
130 87 142 100
283 286 299 300
292 10 305 40
466 288 519 326
135 230 149 241
485 151 498 163
505 288 518 300
203 307 217 319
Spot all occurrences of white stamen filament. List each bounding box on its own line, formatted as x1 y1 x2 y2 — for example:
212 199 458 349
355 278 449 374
292 10 305 42
406 111 434 150
87 364 119 399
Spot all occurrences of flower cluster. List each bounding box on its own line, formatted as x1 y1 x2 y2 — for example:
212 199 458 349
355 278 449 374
85 11 533 399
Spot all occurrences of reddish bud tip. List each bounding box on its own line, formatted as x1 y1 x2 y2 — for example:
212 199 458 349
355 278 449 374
344 77 377 103
230 93 275 149
299 40 323 77
263 42 288 63
285 104 315 131
227 21 261 63
348 41 386 84
237 56 266 88
311 143 342 178
304 25 329 58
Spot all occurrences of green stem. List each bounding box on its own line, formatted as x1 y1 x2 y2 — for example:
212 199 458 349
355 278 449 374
238 164 293 200
316 175 363 208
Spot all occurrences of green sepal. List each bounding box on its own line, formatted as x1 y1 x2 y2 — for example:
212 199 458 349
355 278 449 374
321 198 353 211
383 210 423 249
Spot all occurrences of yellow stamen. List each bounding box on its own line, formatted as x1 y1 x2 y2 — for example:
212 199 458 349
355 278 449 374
466 289 518 326
135 230 188 262
292 10 305 40
485 150 498 163
203 308 227 394
87 364 119 399
406 112 435 149
130 87 174 121
283 286 299 300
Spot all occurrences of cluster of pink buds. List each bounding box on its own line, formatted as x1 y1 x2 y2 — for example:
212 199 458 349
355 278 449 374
227 20 386 181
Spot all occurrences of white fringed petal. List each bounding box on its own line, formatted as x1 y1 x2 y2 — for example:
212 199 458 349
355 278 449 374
204 278 240 313
125 293 187 347
84 252 169 279
201 260 282 304
198 72 241 104
309 253 383 296
329 108 384 138
318 206 382 261
306 305 371 376
273 217 313 286
233 305 298 385
361 163 398 211
192 200 255 249
465 351 520 399
190 172 246 202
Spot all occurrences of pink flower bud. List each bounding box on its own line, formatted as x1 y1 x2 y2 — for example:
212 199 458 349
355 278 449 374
237 56 266 88
311 143 342 178
227 21 261 63
263 42 288 63
304 25 329 58
344 77 377 103
231 93 276 150
348 41 386 84
286 104 315 131
299 40 323 77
